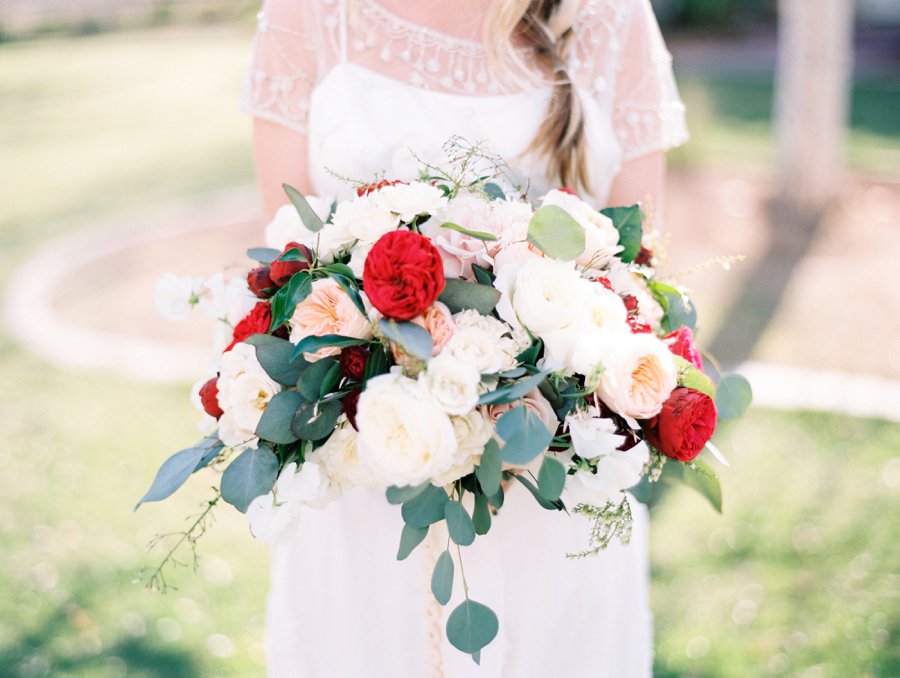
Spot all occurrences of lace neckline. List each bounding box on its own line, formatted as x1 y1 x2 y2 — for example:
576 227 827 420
359 0 489 53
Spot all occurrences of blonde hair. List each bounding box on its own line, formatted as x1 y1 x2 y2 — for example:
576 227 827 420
484 0 588 190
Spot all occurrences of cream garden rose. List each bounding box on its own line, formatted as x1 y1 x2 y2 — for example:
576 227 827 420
289 278 373 359
595 332 678 419
216 342 281 449
501 258 583 336
355 372 458 487
432 410 494 486
421 353 482 416
443 310 520 374
316 421 379 490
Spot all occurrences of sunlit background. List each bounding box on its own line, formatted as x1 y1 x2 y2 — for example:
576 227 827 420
1 0 898 676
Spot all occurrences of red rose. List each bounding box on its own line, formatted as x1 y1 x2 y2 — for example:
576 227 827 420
342 388 361 430
225 301 272 351
199 377 223 419
247 266 277 298
339 345 369 381
663 326 703 370
363 230 445 321
356 179 405 197
641 387 717 462
270 242 312 287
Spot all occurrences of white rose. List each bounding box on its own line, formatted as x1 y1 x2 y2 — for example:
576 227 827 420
355 373 458 487
332 194 399 245
596 332 677 419
264 197 333 250
216 342 281 449
432 410 494 486
276 458 341 509
374 181 447 223
509 258 583 335
540 189 623 269
421 353 482 416
316 423 378 489
491 242 544 331
154 273 202 321
246 493 294 543
196 272 257 324
443 326 518 375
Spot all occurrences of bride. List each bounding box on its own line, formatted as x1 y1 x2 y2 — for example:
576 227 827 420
241 0 687 675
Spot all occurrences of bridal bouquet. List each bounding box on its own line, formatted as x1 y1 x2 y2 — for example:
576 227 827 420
141 158 750 659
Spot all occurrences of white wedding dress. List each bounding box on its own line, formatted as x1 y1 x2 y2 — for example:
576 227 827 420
240 1 687 675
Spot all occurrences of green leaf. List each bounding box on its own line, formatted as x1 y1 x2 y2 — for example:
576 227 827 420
471 264 495 286
475 439 502 496
364 343 391 381
527 205 585 261
251 336 307 386
134 445 210 510
396 524 429 561
511 473 562 511
445 500 476 546
290 399 342 441
477 370 549 406
675 356 716 398
472 492 492 535
662 291 697 332
487 484 505 510
516 337 542 366
255 391 305 444
292 334 369 362
600 204 643 263
495 406 554 465
401 484 449 528
483 182 506 201
323 262 355 279
246 247 280 264
269 272 312 332
296 356 339 402
283 183 324 232
441 221 498 241
378 319 433 361
537 456 566 502
386 483 429 505
715 373 753 419
438 278 501 315
431 550 455 605
278 246 311 263
220 445 279 513
329 273 368 318
446 600 499 654
665 458 722 513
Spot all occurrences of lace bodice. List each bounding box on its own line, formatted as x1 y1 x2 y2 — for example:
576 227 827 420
241 0 687 171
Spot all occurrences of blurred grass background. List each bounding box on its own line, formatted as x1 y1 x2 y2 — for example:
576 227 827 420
0 10 898 678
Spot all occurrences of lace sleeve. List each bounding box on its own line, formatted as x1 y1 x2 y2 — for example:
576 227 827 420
239 0 320 135
611 0 688 161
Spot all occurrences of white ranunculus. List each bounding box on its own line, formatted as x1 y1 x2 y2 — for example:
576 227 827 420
432 410 494 486
264 196 334 250
355 373 458 487
421 353 482 416
595 332 677 419
508 258 583 336
316 422 378 489
331 194 399 245
374 181 448 223
216 342 281 449
246 493 294 543
443 326 518 375
540 189 623 269
154 273 202 321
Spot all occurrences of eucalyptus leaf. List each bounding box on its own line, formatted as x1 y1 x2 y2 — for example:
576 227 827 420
437 278 501 315
296 357 339 402
401 484 449 528
283 183 324 232
220 445 279 513
516 337 543 366
527 205 585 261
715 374 753 419
661 291 697 332
246 247 280 264
254 337 306 386
511 473 562 511
386 483 429 505
445 500 476 546
446 600 499 654
134 445 210 510
496 406 554 465
665 458 723 513
537 456 567 502
290 399 342 441
255 391 305 444
674 356 716 398
292 334 369 362
475 439 502 496
477 370 549 406
364 344 391 381
487 484 505 510
330 273 368 318
441 221 498 241
600 204 643 263
192 437 224 472
483 182 505 200
269 272 312 331
471 264 494 286
396 524 429 561
472 492 492 536
378 319 433 361
431 550 455 605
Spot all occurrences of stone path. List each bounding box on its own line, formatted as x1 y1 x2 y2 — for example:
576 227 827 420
4 173 900 421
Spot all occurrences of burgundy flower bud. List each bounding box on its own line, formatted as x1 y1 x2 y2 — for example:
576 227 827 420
622 294 639 314
339 345 369 381
634 246 654 266
342 389 361 430
199 377 223 419
247 266 277 298
270 242 313 287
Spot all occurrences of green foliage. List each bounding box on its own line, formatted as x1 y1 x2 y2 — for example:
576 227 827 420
715 374 753 419
378 319 433 361
401 484 449 528
269 272 312 332
386 483 429 505
665 457 723 513
495 406 554 465
282 183 323 232
255 391 304 444
396 524 428 561
431 551 455 605
477 370 549 406
440 221 498 241
438 278 501 315
510 473 562 511
600 204 643 263
472 493 492 536
134 441 220 510
291 334 369 361
290 399 342 441
246 335 306 387
220 446 279 513
527 205 585 261
482 182 506 200
445 501 476 547
295 357 339 402
446 600 499 654
475 439 502 496
329 272 368 317
246 247 280 264
674 355 716 398
537 456 567 503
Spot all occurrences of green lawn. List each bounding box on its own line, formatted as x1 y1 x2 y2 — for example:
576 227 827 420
0 25 897 678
